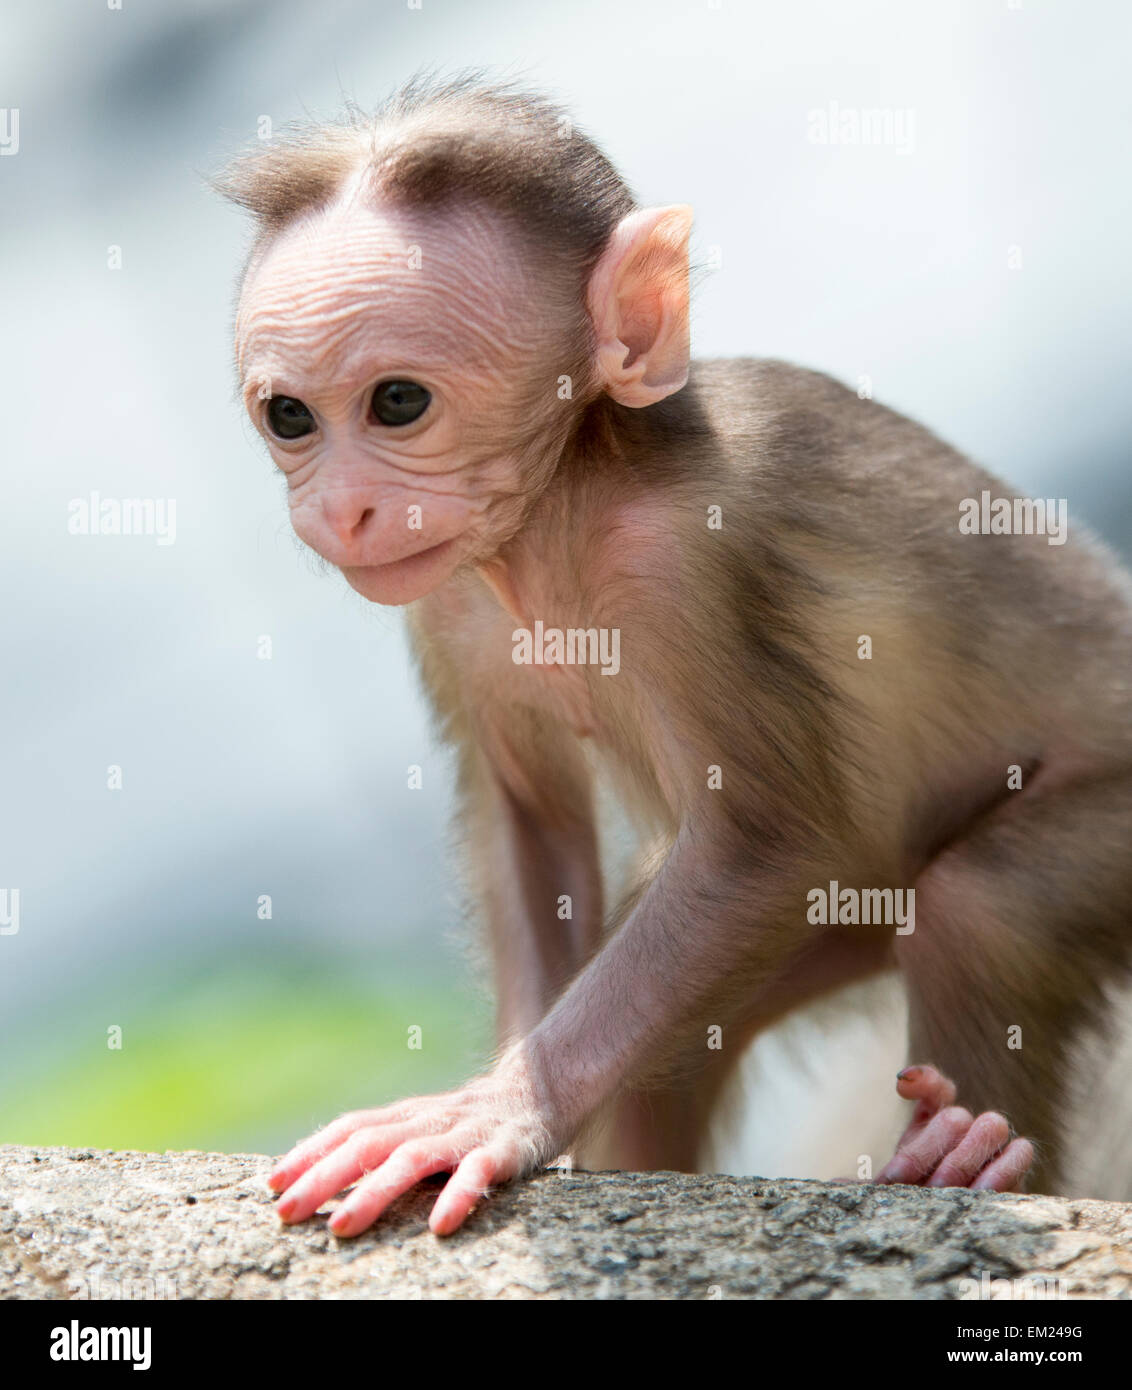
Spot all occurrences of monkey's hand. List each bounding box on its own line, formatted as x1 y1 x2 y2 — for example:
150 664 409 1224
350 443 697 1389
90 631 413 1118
267 1052 564 1236
875 1064 1035 1191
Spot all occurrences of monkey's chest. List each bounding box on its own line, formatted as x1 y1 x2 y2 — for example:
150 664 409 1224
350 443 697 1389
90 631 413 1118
421 589 609 740
527 660 600 739
465 608 609 740
470 637 605 741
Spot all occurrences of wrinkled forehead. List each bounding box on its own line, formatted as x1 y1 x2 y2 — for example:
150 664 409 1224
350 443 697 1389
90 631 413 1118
235 191 538 390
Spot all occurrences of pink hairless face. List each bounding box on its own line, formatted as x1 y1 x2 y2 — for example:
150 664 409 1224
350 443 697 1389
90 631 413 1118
236 181 552 606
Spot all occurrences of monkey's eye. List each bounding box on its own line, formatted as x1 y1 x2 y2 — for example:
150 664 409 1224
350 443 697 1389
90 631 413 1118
266 396 316 440
371 380 431 427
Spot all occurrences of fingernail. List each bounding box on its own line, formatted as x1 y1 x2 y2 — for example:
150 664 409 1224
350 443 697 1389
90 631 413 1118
897 1066 922 1082
329 1212 350 1234
276 1197 296 1219
877 1158 912 1185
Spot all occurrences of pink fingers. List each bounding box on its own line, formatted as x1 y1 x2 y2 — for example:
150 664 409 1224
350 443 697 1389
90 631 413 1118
327 1141 460 1237
926 1111 1011 1188
880 1066 1036 1192
267 1108 396 1193
877 1105 974 1185
275 1122 414 1223
894 1064 958 1141
428 1146 510 1236
972 1138 1035 1193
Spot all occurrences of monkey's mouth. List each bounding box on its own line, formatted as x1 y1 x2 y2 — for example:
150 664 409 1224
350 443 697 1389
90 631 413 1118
370 535 460 572
340 536 462 604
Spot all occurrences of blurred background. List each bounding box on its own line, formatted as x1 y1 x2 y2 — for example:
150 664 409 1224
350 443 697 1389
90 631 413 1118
1 0 1128 1175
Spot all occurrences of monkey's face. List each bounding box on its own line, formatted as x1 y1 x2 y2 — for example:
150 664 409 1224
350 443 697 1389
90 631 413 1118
236 193 568 605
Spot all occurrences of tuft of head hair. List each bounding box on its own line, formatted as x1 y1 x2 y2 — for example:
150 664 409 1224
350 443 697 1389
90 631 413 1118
214 71 637 279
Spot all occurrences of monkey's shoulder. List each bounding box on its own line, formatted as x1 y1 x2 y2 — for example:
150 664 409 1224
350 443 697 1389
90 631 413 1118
681 357 962 475
688 356 851 402
685 356 867 419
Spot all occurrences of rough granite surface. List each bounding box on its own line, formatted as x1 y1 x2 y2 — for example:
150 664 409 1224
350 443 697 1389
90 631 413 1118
1 1145 1130 1300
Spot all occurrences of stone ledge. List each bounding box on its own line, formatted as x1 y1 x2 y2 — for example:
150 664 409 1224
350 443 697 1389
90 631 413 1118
2 1145 1130 1300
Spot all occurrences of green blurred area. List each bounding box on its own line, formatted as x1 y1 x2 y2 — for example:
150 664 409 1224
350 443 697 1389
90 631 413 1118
3 956 492 1155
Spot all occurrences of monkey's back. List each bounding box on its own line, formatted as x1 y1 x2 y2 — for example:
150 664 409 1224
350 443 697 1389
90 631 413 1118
654 358 1132 766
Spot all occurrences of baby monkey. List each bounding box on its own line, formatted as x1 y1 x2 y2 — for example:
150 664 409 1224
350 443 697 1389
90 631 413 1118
219 77 1132 1235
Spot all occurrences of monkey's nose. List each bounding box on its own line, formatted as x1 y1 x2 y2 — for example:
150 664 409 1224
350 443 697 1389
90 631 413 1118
321 494 377 545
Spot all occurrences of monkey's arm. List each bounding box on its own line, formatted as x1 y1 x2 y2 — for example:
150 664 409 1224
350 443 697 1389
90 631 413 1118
458 713 604 1043
408 603 606 1041
269 815 817 1235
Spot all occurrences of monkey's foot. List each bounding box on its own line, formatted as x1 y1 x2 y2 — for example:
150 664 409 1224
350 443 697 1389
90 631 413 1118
875 1064 1034 1192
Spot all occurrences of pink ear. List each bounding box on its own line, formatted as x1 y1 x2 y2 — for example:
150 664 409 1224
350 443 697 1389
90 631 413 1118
587 205 693 408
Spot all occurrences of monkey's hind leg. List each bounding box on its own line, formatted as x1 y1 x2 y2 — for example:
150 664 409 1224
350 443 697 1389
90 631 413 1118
897 771 1132 1197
